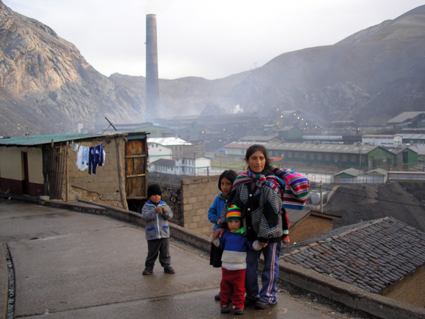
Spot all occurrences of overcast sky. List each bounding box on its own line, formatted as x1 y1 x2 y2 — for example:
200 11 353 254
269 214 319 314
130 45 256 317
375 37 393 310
3 0 425 80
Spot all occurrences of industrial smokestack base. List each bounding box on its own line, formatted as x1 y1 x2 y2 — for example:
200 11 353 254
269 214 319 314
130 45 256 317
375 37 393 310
146 14 159 121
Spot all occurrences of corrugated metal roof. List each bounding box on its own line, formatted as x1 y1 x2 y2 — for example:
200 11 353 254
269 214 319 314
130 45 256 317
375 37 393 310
224 142 256 149
385 145 413 154
398 133 425 139
386 112 425 124
0 132 147 147
334 168 363 177
148 137 191 146
265 142 378 154
240 134 278 142
151 159 176 167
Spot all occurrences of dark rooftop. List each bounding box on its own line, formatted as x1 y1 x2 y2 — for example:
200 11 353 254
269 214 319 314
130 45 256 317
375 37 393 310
282 217 425 294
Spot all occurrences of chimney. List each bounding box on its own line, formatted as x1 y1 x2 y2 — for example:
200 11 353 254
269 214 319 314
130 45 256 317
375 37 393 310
146 14 159 121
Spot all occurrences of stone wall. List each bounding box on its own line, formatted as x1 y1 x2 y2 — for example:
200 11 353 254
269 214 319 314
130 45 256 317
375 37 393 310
290 214 334 244
65 136 125 208
181 175 220 236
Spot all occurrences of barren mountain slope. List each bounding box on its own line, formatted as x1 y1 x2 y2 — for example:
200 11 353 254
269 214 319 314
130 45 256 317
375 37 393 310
0 1 143 136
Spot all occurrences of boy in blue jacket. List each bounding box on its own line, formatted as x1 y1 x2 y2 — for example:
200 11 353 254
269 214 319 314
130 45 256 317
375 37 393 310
141 184 175 275
212 205 262 315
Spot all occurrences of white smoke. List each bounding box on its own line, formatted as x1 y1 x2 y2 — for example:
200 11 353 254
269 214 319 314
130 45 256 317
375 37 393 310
144 0 175 15
232 104 243 114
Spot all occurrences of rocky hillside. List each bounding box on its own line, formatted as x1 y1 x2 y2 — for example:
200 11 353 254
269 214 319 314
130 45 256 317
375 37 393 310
1 2 425 136
0 1 144 136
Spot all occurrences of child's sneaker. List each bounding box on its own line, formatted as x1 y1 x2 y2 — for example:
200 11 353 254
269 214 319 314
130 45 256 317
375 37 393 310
142 267 153 275
234 308 244 315
221 305 230 313
164 266 175 274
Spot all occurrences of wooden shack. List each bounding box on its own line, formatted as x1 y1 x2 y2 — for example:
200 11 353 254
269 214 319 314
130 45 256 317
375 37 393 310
0 132 148 210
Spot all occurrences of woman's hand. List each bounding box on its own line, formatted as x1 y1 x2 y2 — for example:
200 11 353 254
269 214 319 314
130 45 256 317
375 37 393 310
217 228 226 238
258 241 268 248
155 207 161 213
217 218 221 225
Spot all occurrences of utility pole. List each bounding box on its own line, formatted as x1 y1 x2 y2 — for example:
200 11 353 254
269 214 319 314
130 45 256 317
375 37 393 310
320 181 323 213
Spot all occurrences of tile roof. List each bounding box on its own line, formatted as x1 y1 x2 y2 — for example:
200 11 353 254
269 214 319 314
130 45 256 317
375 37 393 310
282 217 425 294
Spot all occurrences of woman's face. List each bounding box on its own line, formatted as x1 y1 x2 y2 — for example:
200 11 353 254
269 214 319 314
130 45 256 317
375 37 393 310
220 177 233 196
246 150 266 174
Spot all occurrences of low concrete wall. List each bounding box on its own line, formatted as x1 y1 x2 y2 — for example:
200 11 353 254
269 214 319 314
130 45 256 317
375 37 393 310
3 194 425 319
280 261 425 319
0 243 7 319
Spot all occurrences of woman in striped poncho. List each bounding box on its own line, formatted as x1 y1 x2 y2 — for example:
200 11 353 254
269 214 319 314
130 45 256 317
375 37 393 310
219 144 309 310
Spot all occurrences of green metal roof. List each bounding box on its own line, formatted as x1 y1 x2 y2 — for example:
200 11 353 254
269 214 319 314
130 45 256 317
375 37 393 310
0 132 147 147
334 168 363 177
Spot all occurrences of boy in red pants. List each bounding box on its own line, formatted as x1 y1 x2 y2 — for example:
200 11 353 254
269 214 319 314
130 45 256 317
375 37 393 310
212 205 262 315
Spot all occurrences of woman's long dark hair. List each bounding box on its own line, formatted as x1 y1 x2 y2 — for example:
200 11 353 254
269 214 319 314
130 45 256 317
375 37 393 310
218 170 238 191
245 144 271 173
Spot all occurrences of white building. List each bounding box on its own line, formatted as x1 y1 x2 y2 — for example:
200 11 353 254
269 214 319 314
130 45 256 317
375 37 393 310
147 142 172 163
362 135 402 147
148 157 211 176
148 137 191 160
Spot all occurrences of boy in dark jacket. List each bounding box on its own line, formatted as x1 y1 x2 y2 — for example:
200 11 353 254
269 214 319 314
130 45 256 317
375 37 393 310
141 184 175 275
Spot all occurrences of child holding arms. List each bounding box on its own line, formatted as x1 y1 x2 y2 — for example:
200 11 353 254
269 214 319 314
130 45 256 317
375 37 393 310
212 205 262 315
208 170 237 300
141 184 175 275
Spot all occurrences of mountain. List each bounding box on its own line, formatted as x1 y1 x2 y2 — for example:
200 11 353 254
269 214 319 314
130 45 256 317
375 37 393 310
1 2 425 136
0 1 144 136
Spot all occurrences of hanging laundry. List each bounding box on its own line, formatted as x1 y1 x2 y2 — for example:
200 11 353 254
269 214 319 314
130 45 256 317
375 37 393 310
88 143 104 174
76 146 89 171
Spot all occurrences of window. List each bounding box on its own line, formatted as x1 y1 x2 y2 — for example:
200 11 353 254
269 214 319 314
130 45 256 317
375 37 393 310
333 154 339 161
317 153 322 160
342 154 347 162
325 154 331 161
309 153 314 160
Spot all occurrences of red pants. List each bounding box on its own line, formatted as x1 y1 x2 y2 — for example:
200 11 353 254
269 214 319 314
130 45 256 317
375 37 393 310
220 268 246 308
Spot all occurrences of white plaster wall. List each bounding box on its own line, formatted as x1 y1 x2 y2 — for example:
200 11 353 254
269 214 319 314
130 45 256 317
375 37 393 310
0 147 43 183
0 147 23 180
27 148 43 183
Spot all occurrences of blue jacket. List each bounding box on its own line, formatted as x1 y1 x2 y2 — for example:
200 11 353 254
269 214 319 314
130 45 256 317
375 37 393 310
141 200 173 240
213 230 261 270
208 194 227 231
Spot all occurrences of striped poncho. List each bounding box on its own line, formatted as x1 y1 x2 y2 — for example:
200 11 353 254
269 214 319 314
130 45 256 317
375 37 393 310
232 166 310 210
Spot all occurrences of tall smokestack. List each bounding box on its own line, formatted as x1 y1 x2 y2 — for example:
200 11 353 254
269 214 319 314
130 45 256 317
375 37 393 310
146 14 159 121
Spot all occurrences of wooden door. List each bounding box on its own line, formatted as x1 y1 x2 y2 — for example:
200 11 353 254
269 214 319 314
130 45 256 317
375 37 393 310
125 138 148 199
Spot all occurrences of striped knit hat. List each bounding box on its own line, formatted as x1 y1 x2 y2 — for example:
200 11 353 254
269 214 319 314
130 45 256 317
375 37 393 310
226 205 242 222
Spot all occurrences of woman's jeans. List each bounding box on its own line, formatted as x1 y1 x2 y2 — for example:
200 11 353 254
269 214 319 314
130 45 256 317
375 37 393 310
245 241 281 304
